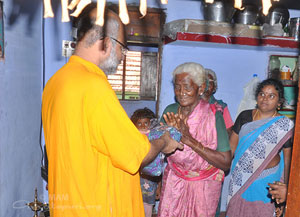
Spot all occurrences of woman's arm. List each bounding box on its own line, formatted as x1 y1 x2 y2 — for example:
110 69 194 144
283 147 292 183
179 120 232 172
185 139 231 171
229 131 239 157
229 110 252 157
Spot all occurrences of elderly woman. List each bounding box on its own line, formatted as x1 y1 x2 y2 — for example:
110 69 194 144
226 79 294 217
158 62 232 217
203 68 234 136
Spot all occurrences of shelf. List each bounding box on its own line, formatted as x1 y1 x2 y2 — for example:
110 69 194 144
127 35 160 46
279 109 296 119
164 32 299 50
283 84 298 87
163 19 299 51
280 108 296 111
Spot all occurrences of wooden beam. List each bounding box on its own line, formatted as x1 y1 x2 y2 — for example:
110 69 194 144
285 56 300 216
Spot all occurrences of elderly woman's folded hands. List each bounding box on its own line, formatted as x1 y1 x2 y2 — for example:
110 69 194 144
162 112 180 129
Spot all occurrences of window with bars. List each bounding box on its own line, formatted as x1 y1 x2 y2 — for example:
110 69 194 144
108 50 158 101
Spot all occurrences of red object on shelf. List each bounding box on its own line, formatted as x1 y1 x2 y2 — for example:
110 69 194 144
164 32 300 49
280 108 296 111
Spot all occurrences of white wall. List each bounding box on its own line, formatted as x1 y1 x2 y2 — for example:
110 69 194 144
0 1 43 216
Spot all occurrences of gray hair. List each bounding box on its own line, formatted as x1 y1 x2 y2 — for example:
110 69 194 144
172 62 206 87
106 18 119 39
75 3 120 46
85 17 119 47
205 68 218 93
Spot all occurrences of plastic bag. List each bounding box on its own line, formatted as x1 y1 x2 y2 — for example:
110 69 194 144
141 126 181 176
236 75 260 118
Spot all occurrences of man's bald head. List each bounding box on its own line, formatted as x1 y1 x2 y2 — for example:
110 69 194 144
75 3 124 47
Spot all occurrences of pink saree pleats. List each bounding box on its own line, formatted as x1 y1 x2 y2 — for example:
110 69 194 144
158 100 224 217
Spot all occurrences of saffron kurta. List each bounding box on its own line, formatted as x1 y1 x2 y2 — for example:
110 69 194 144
42 56 150 217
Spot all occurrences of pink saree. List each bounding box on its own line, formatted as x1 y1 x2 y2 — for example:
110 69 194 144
158 100 224 217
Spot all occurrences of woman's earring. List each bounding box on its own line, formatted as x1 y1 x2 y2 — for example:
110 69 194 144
277 105 281 110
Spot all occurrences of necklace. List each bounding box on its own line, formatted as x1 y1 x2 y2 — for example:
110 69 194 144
253 109 277 120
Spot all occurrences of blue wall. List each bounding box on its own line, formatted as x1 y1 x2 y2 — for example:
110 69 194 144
159 4 300 212
159 44 299 119
158 1 300 120
1 1 298 216
43 0 166 118
0 1 43 216
165 0 204 22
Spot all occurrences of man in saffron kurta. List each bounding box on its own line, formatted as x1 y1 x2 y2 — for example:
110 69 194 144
42 4 182 217
42 55 150 217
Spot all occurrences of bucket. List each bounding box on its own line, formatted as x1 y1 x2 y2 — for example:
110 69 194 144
280 71 291 80
289 17 300 41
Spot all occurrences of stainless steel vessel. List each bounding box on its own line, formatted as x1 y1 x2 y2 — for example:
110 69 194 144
233 4 259 25
289 17 300 41
203 1 236 23
264 6 289 27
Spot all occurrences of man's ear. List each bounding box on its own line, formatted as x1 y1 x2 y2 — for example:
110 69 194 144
101 37 112 57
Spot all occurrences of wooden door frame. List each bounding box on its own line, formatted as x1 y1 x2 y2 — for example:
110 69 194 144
285 59 300 216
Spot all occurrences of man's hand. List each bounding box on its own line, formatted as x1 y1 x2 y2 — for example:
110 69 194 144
141 131 183 168
160 131 184 154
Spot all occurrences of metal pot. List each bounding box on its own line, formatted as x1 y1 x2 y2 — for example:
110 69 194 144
203 1 236 23
264 5 289 27
233 4 259 25
288 17 300 41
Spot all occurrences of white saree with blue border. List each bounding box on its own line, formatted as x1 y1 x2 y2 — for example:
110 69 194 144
226 116 294 217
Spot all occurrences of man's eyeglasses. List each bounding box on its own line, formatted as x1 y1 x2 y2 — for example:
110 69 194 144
110 37 129 56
